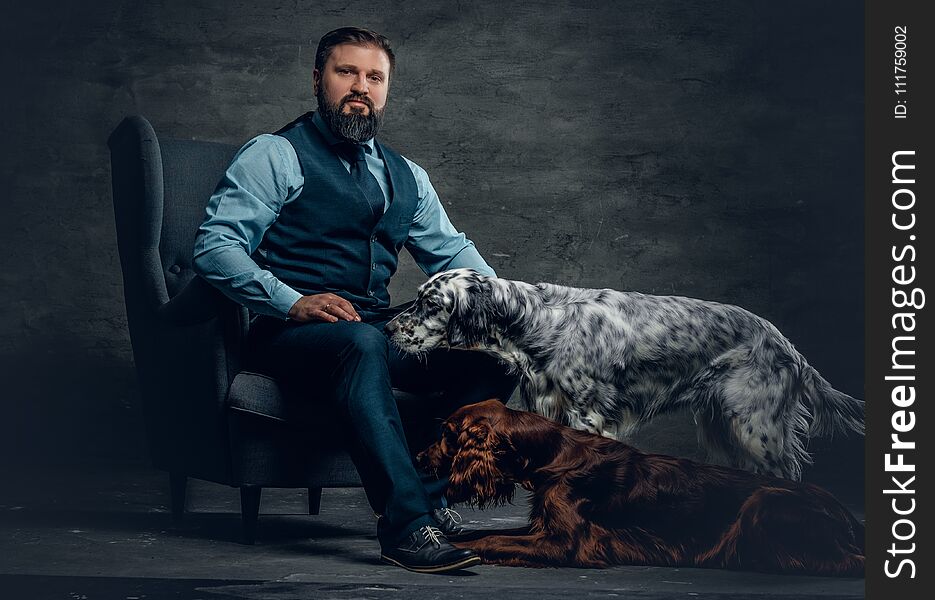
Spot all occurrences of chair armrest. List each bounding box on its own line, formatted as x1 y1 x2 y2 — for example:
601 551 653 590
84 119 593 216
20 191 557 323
155 275 228 326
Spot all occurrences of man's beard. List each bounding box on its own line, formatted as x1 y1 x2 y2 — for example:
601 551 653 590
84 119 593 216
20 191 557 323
317 88 385 143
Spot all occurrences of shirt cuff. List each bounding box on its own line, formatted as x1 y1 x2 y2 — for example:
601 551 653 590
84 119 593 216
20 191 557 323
270 286 304 320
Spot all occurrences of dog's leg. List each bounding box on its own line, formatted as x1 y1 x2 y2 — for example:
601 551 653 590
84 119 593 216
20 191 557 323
559 379 624 439
686 353 803 479
455 533 556 567
727 414 788 478
727 406 815 480
725 340 815 480
456 532 607 568
447 524 531 542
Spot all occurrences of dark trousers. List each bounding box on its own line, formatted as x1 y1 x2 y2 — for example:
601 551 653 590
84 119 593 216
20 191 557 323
247 307 517 547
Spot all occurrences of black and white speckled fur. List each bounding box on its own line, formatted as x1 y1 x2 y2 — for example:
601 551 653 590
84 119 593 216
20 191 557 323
386 269 864 480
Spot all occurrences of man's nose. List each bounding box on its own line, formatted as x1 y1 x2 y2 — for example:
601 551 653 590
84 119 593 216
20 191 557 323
350 73 369 93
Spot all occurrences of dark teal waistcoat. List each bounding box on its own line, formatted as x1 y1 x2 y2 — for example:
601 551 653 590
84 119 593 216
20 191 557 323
260 113 418 310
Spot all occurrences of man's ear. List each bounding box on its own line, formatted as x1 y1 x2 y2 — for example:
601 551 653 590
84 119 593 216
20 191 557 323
312 69 321 95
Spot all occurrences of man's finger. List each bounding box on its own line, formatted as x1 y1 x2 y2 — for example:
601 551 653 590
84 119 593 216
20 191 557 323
335 297 361 321
325 304 357 321
315 309 339 323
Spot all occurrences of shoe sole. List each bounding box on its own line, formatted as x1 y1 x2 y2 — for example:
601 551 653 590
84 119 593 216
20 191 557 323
380 553 482 573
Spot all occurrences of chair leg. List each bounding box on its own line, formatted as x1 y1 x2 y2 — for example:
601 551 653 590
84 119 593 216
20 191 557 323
169 473 187 523
308 487 322 515
240 486 262 545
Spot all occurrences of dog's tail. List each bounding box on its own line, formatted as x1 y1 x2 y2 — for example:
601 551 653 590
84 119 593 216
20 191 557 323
802 367 864 437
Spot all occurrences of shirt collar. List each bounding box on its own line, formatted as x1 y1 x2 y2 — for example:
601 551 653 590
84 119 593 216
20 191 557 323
312 111 376 154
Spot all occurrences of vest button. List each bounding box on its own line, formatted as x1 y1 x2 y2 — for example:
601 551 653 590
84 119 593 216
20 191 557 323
371 235 377 243
371 263 377 271
367 290 374 297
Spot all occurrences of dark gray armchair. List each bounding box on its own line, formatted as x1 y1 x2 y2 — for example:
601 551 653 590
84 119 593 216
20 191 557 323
108 115 368 543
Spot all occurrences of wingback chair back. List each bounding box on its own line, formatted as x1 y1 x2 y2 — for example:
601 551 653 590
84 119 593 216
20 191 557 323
108 115 362 543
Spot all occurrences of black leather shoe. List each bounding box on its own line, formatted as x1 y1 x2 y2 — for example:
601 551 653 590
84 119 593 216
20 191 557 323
381 525 481 573
433 507 471 540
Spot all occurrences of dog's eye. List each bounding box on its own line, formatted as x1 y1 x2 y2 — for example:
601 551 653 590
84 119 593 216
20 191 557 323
423 298 446 313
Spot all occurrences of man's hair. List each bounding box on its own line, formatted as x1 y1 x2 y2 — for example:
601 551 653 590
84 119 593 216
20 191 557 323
315 27 396 78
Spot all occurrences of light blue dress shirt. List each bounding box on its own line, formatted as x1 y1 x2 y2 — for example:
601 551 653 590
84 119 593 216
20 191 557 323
193 113 495 319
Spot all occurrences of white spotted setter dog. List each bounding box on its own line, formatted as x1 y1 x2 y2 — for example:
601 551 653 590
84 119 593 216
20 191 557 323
386 269 864 480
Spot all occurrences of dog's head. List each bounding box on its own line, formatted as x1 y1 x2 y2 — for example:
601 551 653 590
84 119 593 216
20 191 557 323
416 399 519 507
385 268 497 354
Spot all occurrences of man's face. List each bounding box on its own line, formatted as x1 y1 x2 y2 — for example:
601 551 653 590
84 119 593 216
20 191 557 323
314 43 391 143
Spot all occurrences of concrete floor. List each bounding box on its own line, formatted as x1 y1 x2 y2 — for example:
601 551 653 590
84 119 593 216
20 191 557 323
0 462 865 599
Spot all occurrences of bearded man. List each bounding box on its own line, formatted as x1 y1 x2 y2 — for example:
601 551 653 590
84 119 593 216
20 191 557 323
193 27 515 573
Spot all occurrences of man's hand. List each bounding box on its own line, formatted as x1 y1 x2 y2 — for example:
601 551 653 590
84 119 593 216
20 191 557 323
288 293 361 323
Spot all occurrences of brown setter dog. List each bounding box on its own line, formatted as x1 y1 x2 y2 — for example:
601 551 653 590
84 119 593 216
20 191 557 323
417 399 864 575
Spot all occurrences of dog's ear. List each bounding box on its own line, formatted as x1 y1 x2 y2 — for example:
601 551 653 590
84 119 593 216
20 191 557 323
446 276 496 348
447 419 514 507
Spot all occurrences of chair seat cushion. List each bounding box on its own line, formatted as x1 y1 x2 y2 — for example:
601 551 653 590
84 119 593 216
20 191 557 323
227 371 299 423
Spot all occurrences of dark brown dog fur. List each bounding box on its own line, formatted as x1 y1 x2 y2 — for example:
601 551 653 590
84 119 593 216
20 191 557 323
418 400 864 575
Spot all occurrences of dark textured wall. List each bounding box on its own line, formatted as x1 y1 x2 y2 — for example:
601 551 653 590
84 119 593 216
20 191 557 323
0 1 863 478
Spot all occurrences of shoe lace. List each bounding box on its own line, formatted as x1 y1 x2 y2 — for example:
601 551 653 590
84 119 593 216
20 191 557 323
439 507 462 525
422 525 446 547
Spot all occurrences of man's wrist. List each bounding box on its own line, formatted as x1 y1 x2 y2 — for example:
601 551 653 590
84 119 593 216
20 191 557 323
276 287 305 320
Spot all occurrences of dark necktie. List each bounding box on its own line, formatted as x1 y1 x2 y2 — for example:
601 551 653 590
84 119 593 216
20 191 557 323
335 142 385 218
